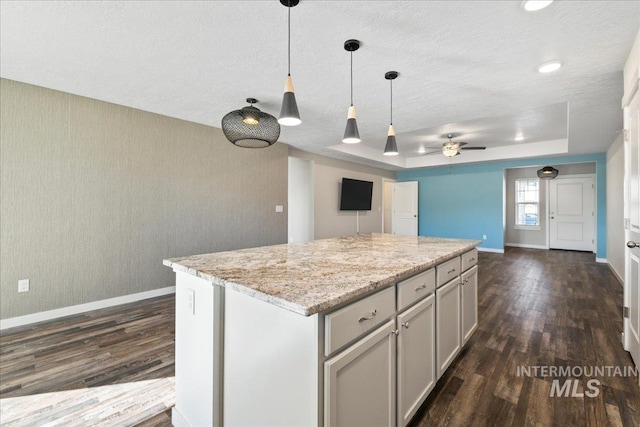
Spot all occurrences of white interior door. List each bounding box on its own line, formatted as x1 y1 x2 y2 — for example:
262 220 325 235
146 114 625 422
549 176 595 251
392 181 418 236
624 90 640 376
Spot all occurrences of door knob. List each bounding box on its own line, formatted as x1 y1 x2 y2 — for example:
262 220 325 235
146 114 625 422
627 241 640 248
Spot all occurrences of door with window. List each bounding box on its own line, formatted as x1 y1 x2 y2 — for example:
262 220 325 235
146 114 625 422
549 176 595 252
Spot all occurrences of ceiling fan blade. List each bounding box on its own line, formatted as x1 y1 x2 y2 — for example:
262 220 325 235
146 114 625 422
460 146 486 150
421 150 442 156
457 141 468 147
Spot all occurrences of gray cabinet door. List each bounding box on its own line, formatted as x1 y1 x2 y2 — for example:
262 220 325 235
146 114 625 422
461 266 478 344
436 277 461 379
397 294 436 427
324 319 397 427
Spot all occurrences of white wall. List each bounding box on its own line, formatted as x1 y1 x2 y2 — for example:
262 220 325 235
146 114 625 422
383 181 393 233
606 134 625 283
288 157 314 243
288 148 395 239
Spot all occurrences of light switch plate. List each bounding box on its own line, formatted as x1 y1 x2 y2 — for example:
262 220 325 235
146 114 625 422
275 205 284 213
18 279 30 293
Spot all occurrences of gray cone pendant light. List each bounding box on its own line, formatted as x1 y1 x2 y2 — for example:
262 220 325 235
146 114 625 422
383 71 399 156
278 0 301 126
222 98 281 148
342 39 361 144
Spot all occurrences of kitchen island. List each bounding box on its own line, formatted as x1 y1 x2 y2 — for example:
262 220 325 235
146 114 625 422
164 233 480 427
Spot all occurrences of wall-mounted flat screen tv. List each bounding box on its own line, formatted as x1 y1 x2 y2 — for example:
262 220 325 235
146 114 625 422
340 178 373 211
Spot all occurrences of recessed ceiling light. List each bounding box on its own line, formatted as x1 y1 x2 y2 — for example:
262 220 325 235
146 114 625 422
522 0 553 12
418 147 426 154
537 61 562 73
514 135 524 141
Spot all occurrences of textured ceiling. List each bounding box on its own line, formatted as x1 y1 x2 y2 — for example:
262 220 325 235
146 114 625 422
1 1 638 170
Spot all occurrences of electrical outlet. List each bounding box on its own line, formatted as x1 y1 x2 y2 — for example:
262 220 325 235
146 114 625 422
275 205 284 213
18 279 30 293
482 234 487 240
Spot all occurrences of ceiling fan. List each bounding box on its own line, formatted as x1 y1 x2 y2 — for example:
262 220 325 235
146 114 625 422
422 134 487 157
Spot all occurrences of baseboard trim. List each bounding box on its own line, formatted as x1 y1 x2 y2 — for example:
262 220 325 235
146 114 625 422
595 258 607 264
505 243 549 250
0 286 176 331
477 247 505 254
607 264 624 286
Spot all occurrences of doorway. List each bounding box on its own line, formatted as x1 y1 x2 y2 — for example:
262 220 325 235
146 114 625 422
549 175 596 252
391 181 418 236
383 180 418 236
623 88 640 376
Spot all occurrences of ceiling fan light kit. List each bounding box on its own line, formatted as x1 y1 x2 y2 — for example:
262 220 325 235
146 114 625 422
537 166 559 179
342 39 361 144
383 71 400 156
222 98 281 148
278 0 301 127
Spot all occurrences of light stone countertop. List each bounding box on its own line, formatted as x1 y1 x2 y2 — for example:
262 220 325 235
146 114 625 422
163 233 481 316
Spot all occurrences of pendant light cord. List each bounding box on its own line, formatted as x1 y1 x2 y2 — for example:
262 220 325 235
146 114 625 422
350 51 354 106
287 1 291 76
390 79 393 125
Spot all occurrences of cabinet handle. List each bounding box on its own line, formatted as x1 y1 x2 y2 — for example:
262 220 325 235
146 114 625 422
390 329 399 336
402 322 410 329
464 278 469 283
358 309 377 322
415 283 427 292
447 268 456 274
470 257 475 262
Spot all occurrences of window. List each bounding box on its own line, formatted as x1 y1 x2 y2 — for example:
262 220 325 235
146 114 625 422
515 179 539 227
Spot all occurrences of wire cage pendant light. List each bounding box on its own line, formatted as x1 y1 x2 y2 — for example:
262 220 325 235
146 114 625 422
342 39 361 144
383 71 399 156
278 0 301 126
222 98 280 148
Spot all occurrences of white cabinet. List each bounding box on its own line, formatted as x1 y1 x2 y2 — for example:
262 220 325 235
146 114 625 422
324 319 397 427
436 277 461 379
397 294 436 427
461 265 478 344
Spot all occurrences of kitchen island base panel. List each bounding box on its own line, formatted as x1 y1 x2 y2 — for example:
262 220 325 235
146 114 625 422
224 287 320 427
174 272 223 427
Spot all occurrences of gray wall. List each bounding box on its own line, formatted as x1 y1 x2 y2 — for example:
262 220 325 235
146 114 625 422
606 134 625 282
0 79 288 319
288 148 395 239
505 162 596 248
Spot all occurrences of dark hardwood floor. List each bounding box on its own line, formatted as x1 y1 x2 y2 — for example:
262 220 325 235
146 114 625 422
0 247 637 426
412 247 639 427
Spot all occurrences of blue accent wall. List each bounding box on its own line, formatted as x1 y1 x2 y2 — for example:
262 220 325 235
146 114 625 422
397 154 607 258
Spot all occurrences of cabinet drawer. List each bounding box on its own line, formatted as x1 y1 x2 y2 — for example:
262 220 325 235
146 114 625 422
324 286 395 356
436 257 461 287
461 249 478 272
397 268 435 311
